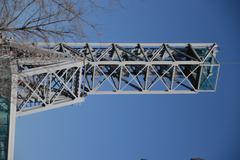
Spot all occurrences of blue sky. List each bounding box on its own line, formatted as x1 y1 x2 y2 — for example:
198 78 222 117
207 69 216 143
15 0 240 160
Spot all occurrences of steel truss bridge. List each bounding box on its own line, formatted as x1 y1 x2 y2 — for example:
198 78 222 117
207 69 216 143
0 39 220 160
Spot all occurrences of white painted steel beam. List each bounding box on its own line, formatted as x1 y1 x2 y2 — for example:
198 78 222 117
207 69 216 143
0 40 220 160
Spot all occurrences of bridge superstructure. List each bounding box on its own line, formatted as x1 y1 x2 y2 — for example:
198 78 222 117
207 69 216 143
0 39 220 160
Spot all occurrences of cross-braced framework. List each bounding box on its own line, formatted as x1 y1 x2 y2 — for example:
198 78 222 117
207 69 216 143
0 40 220 160
72 43 219 95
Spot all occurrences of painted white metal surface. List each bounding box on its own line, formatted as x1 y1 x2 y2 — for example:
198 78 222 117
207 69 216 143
7 72 17 160
11 42 219 116
0 40 220 160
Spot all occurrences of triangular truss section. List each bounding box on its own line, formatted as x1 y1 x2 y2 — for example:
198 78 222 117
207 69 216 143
17 73 48 111
96 46 114 61
151 45 175 61
94 65 120 91
148 65 173 91
179 65 200 89
172 65 197 91
50 68 78 103
115 45 145 61
121 65 147 91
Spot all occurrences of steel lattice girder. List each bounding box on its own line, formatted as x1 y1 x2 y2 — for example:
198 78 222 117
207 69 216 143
57 43 219 94
16 61 84 116
0 40 220 160
6 42 219 116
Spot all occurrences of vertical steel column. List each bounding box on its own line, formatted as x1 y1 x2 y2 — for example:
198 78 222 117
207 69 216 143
7 61 18 160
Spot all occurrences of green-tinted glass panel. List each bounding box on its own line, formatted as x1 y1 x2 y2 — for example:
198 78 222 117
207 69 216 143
0 97 9 160
195 48 209 59
199 65 219 91
203 53 218 65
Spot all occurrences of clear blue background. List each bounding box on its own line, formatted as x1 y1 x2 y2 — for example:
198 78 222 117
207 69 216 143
15 0 240 160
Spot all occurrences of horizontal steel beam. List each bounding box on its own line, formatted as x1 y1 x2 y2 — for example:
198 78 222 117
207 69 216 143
33 42 217 48
16 98 85 117
87 90 198 95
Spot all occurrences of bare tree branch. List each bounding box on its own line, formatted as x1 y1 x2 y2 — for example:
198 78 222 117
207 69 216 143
0 0 120 42
6 0 36 26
